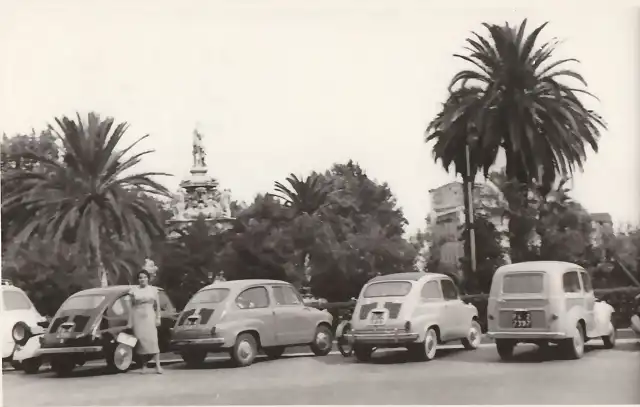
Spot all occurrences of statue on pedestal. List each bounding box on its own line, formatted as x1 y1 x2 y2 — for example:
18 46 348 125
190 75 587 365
220 189 232 217
192 129 207 168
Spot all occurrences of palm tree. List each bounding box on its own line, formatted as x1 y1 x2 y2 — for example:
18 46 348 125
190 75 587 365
273 173 329 215
2 112 172 287
426 19 606 262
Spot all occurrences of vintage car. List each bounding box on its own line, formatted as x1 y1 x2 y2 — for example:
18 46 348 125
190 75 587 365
171 279 334 367
36 285 178 376
1 280 49 373
631 292 640 338
487 261 617 360
343 272 481 362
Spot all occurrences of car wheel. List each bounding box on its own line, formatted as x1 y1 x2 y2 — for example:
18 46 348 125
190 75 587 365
461 320 482 350
336 322 353 357
230 333 258 367
602 322 616 349
21 358 42 375
50 357 75 377
310 325 333 356
263 346 285 359
108 344 134 373
561 323 585 360
10 360 22 370
181 350 207 367
353 345 374 362
413 328 438 361
496 339 516 361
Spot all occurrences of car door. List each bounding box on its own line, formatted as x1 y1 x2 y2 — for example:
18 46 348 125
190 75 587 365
271 285 315 345
562 270 585 323
440 278 466 339
579 270 597 334
417 280 446 333
235 285 277 346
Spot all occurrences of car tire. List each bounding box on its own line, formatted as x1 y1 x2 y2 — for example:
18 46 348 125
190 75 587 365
353 345 374 362
181 350 207 367
50 357 75 377
230 333 258 367
21 358 42 374
496 339 516 361
10 360 22 370
263 346 285 359
561 323 585 360
336 321 353 357
310 325 333 356
413 328 438 361
461 320 482 350
602 322 616 349
107 344 134 373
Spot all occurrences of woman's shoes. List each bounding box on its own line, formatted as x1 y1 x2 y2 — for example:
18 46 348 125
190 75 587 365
156 366 164 374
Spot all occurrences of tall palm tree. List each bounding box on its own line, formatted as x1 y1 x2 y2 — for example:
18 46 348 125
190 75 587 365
273 173 329 215
2 112 172 287
426 19 606 262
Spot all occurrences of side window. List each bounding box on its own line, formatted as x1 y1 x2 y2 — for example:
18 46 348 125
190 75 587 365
273 286 303 306
562 271 582 293
440 279 459 301
235 286 269 309
2 291 32 311
420 281 443 301
580 272 593 293
158 291 175 313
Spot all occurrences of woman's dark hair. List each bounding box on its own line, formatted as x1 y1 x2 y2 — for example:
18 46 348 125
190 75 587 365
137 270 151 280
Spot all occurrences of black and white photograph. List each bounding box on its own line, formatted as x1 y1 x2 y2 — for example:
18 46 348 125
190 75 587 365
1 1 639 405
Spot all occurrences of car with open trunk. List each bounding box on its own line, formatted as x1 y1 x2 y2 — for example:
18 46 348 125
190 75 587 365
343 272 481 362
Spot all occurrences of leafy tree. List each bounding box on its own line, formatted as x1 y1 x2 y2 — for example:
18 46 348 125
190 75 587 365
426 19 605 263
2 113 171 287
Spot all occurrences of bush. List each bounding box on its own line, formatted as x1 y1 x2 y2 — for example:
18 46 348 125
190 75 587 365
318 286 640 334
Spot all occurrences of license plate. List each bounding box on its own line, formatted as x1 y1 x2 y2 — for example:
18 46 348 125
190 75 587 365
512 310 532 328
116 332 138 347
370 312 385 325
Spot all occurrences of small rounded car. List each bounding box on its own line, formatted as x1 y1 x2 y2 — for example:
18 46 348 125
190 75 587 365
487 261 617 361
1 280 49 373
343 272 481 362
36 285 178 376
170 279 334 368
630 292 640 339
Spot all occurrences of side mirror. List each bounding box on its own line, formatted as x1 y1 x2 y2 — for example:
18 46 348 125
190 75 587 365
37 320 50 329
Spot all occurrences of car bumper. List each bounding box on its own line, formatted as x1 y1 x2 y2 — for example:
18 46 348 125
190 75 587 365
37 346 103 356
346 331 420 346
487 331 568 340
170 337 225 351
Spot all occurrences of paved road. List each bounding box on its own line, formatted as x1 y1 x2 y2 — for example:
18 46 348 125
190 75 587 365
4 339 639 406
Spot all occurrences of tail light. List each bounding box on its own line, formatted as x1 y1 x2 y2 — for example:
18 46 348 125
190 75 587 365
210 326 217 336
404 321 411 332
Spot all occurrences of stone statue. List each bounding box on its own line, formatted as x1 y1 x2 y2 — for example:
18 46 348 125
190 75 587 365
172 189 187 220
192 129 207 168
220 189 232 217
205 194 221 218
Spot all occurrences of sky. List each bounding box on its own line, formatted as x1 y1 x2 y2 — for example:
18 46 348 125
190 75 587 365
1 1 639 235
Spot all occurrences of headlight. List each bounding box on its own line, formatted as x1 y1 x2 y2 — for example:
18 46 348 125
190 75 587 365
12 322 31 346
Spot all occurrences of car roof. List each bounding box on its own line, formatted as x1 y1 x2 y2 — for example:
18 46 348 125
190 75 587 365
198 279 290 291
496 261 583 275
368 272 446 283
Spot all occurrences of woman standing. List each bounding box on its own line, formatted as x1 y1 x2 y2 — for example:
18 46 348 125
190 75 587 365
129 270 163 374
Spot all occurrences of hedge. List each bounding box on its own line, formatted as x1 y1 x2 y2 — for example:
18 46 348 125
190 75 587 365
317 287 640 334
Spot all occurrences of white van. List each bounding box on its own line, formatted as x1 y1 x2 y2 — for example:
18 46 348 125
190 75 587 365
487 261 616 360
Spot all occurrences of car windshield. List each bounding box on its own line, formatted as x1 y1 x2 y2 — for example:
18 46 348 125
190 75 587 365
2 290 33 311
59 295 106 311
363 281 412 298
502 273 544 294
189 288 230 304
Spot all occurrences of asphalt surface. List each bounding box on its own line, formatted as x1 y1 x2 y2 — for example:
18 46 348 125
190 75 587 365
3 338 639 406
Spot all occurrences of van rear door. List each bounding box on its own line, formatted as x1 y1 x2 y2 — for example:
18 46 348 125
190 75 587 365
497 272 550 331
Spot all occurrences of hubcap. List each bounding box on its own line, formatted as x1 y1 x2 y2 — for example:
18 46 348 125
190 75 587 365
238 341 253 361
469 326 480 346
114 345 132 369
425 331 436 357
316 332 329 350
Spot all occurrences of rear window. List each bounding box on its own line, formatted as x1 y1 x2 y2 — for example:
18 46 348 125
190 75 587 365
502 273 544 294
59 295 106 311
189 288 230 304
364 281 412 298
2 290 33 311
